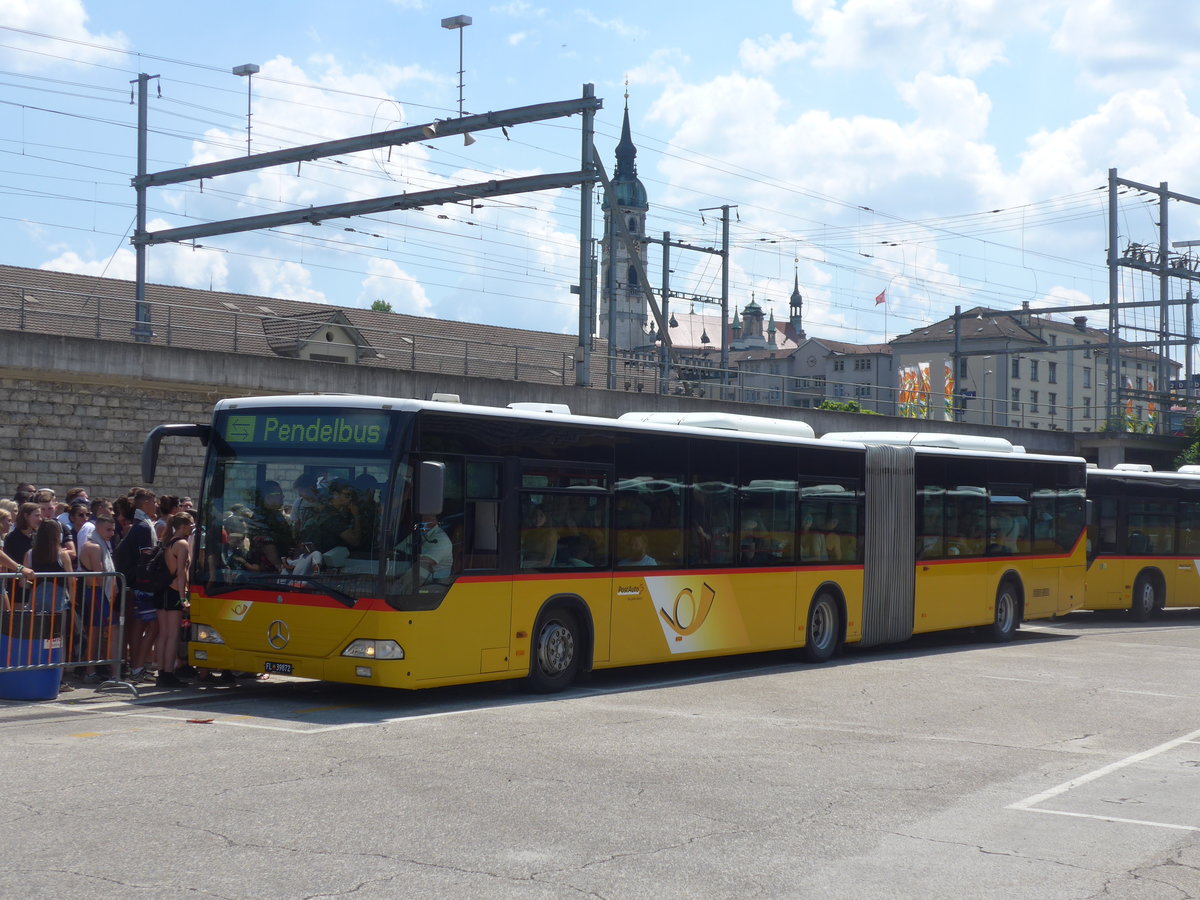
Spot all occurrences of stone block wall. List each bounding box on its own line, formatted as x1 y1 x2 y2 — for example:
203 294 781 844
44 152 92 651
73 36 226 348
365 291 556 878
0 374 219 501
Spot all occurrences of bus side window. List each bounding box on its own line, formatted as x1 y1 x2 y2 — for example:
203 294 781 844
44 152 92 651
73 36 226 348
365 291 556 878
615 476 683 568
463 461 501 570
1098 497 1119 553
689 482 735 566
1178 501 1200 556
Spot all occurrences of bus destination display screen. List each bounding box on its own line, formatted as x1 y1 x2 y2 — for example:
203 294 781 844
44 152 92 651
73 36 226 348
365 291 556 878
218 410 392 451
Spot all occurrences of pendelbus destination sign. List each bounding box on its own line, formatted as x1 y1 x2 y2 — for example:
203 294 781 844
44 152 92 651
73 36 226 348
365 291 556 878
220 411 391 449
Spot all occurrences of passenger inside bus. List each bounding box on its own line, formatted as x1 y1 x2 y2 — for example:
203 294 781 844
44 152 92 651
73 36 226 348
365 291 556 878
799 513 827 562
822 514 842 561
618 533 657 566
520 503 558 568
394 513 453 583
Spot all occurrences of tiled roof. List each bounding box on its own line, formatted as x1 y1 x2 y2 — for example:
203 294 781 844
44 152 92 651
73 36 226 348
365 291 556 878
0 263 603 385
815 339 892 356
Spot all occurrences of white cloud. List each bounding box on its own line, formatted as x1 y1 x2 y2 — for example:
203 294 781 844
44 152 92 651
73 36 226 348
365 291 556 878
1015 81 1200 197
40 217 230 290
896 72 991 138
795 0 1053 76
738 33 807 74
359 258 432 315
508 32 527 46
1052 0 1200 90
248 260 326 304
573 9 647 40
0 0 130 71
648 72 1002 216
491 1 546 15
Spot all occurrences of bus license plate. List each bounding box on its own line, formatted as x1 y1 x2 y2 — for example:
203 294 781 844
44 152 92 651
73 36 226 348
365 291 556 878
263 661 293 674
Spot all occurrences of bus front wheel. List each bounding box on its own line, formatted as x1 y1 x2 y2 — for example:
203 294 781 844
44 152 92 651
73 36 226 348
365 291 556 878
525 607 581 693
801 592 840 663
989 581 1020 642
1129 574 1159 622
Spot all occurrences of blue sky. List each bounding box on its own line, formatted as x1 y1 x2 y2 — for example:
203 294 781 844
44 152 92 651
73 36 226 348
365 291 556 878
3 0 1200 353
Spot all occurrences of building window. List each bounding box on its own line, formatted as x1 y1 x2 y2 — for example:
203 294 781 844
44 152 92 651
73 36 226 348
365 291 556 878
1136 376 1143 391
1012 358 1021 378
628 217 639 234
1012 388 1020 404
627 265 639 287
1084 397 1091 418
1083 367 1092 388
1030 360 1039 382
853 358 872 371
855 385 872 398
833 360 845 372
1048 362 1058 383
1049 393 1057 415
1030 390 1039 412
1050 335 1058 347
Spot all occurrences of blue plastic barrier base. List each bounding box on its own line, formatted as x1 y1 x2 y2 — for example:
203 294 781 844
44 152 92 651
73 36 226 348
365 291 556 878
0 666 62 701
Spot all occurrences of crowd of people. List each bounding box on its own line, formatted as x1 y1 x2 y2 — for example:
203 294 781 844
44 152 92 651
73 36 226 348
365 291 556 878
0 482 219 691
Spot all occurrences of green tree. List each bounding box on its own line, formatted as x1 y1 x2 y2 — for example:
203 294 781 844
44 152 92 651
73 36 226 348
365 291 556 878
1175 418 1200 468
370 299 393 313
817 399 881 415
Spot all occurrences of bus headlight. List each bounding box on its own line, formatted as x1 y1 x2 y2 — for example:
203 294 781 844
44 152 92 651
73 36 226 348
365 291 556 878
342 639 405 660
192 624 225 644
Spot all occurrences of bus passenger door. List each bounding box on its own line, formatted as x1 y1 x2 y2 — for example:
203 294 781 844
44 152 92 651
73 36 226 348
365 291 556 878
913 486 988 631
406 457 512 681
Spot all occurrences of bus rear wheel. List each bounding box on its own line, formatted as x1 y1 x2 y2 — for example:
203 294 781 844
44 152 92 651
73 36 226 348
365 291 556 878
525 607 581 693
801 592 840 663
1129 575 1158 622
989 580 1020 642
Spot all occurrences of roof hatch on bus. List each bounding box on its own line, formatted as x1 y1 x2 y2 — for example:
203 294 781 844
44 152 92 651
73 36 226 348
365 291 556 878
617 411 815 439
821 431 1019 453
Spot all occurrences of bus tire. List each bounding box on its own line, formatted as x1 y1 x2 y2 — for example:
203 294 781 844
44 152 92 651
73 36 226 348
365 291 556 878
989 580 1020 642
525 607 581 693
801 592 840 663
1129 574 1159 622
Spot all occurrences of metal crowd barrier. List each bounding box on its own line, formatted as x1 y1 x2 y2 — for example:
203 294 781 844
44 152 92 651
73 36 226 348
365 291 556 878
0 571 136 699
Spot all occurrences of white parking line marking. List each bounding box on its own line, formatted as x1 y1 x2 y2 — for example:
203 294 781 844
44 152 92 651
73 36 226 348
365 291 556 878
1105 689 1192 700
1009 727 1200 831
1014 807 1199 832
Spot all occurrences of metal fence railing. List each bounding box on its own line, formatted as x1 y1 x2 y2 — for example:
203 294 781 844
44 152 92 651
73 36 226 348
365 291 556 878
0 571 135 700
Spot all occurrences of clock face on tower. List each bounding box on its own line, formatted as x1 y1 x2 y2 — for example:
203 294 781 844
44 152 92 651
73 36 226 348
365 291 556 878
807 355 818 367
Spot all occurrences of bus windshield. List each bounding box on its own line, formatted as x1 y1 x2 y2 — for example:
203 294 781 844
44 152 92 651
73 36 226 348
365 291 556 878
197 409 400 604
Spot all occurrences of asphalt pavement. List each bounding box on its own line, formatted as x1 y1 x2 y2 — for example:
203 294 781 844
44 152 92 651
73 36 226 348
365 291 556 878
0 609 1197 899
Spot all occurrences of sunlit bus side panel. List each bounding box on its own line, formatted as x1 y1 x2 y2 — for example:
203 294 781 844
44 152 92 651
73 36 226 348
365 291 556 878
1084 469 1200 613
913 452 1085 634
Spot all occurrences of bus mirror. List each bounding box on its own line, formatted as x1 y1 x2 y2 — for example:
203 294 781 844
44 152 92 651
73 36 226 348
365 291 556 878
418 461 446 517
141 423 212 483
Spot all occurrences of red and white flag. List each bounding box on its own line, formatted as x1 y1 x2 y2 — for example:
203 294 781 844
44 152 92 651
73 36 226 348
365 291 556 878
875 290 887 306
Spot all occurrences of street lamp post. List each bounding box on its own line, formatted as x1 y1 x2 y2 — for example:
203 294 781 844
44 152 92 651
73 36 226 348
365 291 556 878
232 63 260 156
441 15 474 145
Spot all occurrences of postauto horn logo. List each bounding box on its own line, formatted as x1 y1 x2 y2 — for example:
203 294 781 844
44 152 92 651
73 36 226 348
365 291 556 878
659 582 717 637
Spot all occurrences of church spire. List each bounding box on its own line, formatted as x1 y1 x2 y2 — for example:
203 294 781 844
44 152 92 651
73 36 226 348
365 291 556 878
605 82 648 212
789 262 806 341
614 86 637 182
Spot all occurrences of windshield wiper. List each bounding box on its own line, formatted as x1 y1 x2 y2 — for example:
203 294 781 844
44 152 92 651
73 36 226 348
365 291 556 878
283 575 358 608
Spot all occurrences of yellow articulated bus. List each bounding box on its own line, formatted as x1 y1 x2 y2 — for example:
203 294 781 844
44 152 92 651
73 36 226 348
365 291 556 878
1084 463 1200 619
142 396 1087 692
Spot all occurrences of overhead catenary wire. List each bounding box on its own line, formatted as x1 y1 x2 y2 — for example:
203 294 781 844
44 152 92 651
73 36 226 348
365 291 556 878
0 26 1171 348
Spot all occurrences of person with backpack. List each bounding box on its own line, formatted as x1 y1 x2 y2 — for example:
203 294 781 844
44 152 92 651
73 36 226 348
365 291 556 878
152 513 193 688
113 488 158 681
